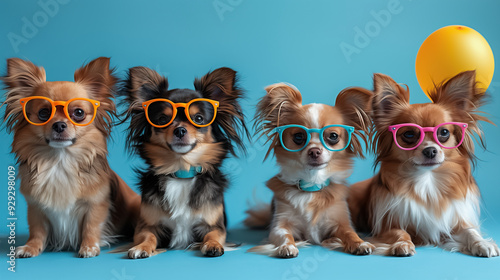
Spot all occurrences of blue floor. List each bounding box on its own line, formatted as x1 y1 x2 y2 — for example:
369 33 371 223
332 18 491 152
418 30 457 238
2 223 500 280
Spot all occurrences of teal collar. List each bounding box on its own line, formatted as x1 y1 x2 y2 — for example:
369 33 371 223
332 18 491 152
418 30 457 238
298 179 331 192
172 166 202 179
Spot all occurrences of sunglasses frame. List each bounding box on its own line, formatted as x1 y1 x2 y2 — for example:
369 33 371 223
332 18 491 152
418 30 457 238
272 124 355 152
19 96 100 126
388 122 468 151
142 98 219 128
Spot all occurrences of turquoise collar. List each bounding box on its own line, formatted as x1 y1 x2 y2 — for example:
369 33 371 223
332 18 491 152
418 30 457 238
172 166 202 179
298 179 331 192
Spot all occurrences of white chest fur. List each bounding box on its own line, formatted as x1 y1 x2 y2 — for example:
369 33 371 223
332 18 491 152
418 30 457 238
27 150 79 210
161 177 201 249
42 201 88 250
282 188 332 244
372 172 480 244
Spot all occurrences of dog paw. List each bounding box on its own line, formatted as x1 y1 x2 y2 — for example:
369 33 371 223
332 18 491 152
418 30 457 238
201 241 224 257
78 244 100 258
16 245 42 258
470 240 500 258
276 244 299 258
389 241 415 257
347 241 375 255
128 244 156 259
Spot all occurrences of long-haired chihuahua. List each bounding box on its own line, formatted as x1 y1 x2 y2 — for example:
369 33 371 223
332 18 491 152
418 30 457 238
121 66 248 258
348 71 499 257
2 57 140 258
245 83 375 257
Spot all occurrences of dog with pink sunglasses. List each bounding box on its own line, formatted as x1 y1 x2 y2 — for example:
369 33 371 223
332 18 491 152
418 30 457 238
348 71 499 257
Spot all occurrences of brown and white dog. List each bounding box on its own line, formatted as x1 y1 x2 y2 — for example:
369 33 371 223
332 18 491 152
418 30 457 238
348 71 500 257
2 57 140 258
246 83 375 257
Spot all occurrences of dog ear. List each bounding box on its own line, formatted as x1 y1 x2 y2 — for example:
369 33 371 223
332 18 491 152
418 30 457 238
120 66 168 154
194 67 248 156
431 71 491 164
74 57 118 136
430 70 484 111
123 66 168 111
3 58 46 89
335 87 372 158
2 58 46 131
371 73 409 126
255 83 303 159
74 57 118 100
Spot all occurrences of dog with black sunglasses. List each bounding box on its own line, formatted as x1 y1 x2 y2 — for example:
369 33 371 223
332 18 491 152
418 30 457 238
121 66 248 258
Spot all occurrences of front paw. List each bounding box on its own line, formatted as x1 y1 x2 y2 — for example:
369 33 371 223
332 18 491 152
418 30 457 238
389 241 415 257
470 240 500 258
201 240 224 257
276 244 299 258
78 244 100 258
128 244 156 259
16 244 43 258
346 241 375 255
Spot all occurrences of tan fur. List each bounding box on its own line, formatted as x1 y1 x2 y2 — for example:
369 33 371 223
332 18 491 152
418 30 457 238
348 71 499 257
248 83 374 257
2 58 140 258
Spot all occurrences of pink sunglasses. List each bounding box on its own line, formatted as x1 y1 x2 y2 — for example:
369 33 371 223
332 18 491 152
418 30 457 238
388 122 468 150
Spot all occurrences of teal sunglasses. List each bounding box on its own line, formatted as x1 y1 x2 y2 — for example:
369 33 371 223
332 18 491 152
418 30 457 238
272 124 355 152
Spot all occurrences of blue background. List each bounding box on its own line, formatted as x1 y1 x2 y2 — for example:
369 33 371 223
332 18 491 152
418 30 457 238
1 0 500 279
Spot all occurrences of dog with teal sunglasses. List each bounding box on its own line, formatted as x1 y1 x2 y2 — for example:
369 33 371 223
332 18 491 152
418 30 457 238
245 83 374 257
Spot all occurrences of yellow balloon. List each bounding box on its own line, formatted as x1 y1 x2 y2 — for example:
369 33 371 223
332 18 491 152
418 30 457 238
415 25 494 101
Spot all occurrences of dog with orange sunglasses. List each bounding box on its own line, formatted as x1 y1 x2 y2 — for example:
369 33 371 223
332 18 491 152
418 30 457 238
2 57 140 258
121 66 248 258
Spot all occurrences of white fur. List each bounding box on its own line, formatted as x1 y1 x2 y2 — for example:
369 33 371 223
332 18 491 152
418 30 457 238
160 177 202 249
308 103 321 129
271 191 339 245
171 144 194 154
23 149 112 251
43 203 87 251
372 185 480 244
412 170 440 203
48 140 73 148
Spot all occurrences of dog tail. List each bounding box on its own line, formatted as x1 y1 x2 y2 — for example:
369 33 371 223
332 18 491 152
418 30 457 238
247 241 310 257
244 203 272 229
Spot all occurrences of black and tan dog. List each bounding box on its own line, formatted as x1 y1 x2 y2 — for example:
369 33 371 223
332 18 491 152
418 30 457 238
121 66 248 258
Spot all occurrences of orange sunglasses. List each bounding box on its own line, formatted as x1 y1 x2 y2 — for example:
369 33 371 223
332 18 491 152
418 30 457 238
19 96 100 126
142 98 219 128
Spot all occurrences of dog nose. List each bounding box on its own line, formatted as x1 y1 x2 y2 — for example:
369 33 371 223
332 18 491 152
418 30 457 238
52 122 67 133
308 148 322 159
173 127 187 138
422 147 437 159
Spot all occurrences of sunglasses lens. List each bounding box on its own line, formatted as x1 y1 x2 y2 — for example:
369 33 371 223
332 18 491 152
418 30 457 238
395 126 421 149
24 98 53 124
188 100 216 126
147 101 174 127
436 124 464 148
282 126 308 151
67 99 96 125
322 126 350 151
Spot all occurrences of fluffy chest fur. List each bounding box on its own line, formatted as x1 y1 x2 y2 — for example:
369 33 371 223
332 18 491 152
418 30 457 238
372 171 480 244
272 179 348 244
20 150 80 209
42 201 89 250
160 177 202 249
